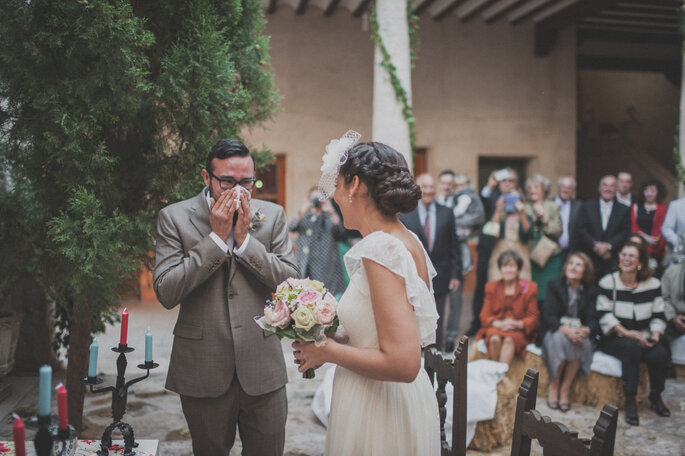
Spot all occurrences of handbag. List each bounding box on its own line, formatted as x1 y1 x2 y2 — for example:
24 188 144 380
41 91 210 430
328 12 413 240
529 233 558 267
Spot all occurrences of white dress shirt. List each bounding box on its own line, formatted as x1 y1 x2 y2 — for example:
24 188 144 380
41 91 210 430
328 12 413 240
555 195 571 249
417 201 436 245
599 198 613 231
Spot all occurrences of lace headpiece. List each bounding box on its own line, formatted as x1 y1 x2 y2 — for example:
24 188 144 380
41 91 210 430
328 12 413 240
318 130 362 199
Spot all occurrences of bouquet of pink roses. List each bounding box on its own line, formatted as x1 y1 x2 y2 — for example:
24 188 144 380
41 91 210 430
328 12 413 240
255 278 339 378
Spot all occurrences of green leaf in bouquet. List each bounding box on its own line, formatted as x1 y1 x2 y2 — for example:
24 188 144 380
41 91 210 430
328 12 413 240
328 315 340 334
295 324 326 342
276 327 298 340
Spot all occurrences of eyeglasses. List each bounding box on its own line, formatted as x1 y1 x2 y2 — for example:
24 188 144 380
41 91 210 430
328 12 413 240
208 171 256 190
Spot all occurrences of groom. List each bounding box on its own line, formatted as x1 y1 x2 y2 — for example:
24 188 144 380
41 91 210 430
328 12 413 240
153 138 300 456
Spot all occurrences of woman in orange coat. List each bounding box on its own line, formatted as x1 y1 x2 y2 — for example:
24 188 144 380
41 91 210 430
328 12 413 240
477 250 540 365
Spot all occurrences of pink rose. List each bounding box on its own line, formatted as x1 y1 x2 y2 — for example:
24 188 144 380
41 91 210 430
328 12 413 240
314 294 337 325
298 289 323 307
265 300 291 329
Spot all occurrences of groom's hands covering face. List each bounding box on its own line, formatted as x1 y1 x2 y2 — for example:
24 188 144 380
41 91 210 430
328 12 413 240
210 188 238 241
233 186 251 248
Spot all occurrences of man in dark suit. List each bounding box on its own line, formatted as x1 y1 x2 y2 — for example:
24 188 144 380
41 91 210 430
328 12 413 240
554 175 583 255
399 173 461 351
154 139 300 456
575 174 631 280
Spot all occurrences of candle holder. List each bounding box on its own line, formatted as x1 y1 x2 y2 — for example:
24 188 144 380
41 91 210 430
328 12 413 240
31 415 54 456
82 344 158 456
53 424 79 456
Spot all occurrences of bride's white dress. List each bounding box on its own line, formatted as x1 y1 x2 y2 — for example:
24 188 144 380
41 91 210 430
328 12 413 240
324 231 441 456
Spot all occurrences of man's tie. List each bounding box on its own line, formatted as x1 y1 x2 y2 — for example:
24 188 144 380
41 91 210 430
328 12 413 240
424 212 433 252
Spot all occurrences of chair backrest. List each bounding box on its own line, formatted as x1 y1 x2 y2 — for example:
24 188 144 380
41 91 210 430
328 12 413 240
511 369 619 456
424 336 468 456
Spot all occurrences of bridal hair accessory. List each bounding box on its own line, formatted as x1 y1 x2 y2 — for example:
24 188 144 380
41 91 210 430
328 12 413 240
318 130 362 199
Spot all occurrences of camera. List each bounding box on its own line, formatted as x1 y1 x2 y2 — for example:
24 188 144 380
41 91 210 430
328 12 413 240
312 198 321 209
504 193 521 212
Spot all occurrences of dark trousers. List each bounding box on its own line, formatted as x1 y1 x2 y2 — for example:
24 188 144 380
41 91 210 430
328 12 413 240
180 374 287 456
601 335 668 395
435 291 448 350
469 236 496 334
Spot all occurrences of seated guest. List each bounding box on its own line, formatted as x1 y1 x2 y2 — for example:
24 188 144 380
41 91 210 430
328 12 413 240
540 252 599 412
597 241 670 426
631 178 667 277
478 250 539 366
660 262 685 342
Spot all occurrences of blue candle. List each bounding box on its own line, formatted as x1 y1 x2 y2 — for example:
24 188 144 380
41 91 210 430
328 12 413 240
38 365 52 417
88 338 99 378
145 327 152 363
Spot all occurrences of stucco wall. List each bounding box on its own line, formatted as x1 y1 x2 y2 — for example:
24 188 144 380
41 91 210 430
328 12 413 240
244 8 577 214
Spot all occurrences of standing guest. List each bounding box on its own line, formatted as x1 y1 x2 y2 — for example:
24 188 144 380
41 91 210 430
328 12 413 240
399 173 461 351
478 250 539 366
467 168 520 336
289 186 346 296
616 171 634 207
575 175 631 281
661 194 685 253
540 252 599 412
660 262 685 341
436 169 457 207
631 178 667 276
525 174 563 304
596 241 670 426
554 176 583 255
444 173 486 351
153 139 299 455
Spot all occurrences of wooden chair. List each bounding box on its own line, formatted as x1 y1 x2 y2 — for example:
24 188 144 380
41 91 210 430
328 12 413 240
511 369 619 456
424 336 468 456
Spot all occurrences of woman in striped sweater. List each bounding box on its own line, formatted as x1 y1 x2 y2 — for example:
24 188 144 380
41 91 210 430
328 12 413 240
596 240 670 426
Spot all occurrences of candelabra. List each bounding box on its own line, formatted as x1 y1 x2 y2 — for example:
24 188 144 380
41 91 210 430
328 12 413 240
82 343 158 456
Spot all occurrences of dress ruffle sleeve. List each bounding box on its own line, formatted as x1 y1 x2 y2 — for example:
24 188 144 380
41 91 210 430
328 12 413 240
344 231 439 347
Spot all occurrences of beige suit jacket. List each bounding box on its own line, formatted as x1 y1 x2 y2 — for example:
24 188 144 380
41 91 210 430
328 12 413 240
153 189 300 397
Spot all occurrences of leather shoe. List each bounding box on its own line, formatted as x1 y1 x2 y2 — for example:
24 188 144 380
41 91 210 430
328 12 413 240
625 395 639 426
649 392 671 417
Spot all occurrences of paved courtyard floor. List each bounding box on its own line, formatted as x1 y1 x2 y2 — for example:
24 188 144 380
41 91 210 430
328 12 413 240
2 299 684 455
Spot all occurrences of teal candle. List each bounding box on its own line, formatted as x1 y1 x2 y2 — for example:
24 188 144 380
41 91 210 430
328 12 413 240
88 338 99 378
38 365 52 416
145 327 152 362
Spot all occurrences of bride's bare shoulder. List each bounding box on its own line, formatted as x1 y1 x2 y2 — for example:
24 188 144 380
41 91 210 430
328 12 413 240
394 229 430 283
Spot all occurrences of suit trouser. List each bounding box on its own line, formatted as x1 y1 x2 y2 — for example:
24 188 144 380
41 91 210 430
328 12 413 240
434 291 449 350
180 373 287 456
445 282 464 344
601 335 667 395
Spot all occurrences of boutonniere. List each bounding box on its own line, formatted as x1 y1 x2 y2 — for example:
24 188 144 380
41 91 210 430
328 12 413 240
249 210 266 231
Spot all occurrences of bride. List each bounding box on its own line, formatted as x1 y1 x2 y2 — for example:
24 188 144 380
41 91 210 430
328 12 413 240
292 133 440 455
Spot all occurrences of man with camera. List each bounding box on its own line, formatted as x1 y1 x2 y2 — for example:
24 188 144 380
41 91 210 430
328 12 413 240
289 186 347 296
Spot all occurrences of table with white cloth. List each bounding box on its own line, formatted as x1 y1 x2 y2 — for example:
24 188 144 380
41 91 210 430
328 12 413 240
0 439 158 455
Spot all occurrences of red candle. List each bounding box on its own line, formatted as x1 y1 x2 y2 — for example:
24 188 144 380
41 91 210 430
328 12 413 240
13 414 25 456
56 383 68 430
120 307 129 346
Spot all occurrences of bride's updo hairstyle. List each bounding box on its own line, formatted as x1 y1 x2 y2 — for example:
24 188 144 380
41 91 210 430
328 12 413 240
338 142 421 217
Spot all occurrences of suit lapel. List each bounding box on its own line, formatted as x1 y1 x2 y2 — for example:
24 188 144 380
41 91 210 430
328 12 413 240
189 190 212 237
409 210 429 250
589 199 603 233
605 199 622 233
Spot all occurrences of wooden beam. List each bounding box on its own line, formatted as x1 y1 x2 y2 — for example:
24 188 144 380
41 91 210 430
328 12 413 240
456 0 497 21
614 2 682 13
507 0 553 24
600 10 679 22
430 0 464 21
531 0 580 23
413 0 438 15
534 0 618 29
351 0 372 17
266 0 278 14
481 0 524 22
294 0 309 15
583 16 679 30
577 23 680 44
323 0 341 16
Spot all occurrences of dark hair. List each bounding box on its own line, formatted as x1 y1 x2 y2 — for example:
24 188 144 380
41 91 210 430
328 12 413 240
497 250 523 270
338 142 421 216
619 240 653 282
637 178 666 204
439 169 456 178
563 251 594 284
205 138 253 173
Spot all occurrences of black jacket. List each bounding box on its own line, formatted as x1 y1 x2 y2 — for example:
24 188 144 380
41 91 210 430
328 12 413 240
399 202 461 295
540 277 601 342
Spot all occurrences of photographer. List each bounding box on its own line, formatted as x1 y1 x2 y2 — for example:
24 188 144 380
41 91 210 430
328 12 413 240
467 168 532 335
289 186 346 296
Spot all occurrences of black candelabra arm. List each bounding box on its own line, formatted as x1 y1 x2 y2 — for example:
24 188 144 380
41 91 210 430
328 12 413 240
125 370 150 389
